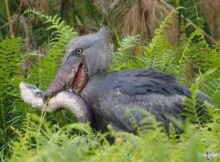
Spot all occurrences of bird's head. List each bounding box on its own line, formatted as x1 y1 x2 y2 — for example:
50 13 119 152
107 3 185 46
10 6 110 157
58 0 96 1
44 27 112 99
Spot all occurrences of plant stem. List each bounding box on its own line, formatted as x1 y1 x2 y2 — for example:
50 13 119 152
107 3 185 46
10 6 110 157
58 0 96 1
4 0 14 37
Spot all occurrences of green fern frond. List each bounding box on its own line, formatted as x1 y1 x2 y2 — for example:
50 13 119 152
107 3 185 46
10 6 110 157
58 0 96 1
123 108 142 137
0 37 25 153
169 122 178 143
140 110 165 135
181 69 217 125
23 9 78 91
24 9 77 42
110 35 140 71
150 9 178 49
9 114 101 162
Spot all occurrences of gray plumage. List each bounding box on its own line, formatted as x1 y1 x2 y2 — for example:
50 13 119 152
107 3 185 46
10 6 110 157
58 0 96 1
21 28 210 134
81 69 209 132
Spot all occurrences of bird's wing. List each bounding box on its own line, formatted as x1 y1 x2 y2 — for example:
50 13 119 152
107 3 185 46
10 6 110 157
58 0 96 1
97 90 186 133
100 68 191 97
91 69 208 133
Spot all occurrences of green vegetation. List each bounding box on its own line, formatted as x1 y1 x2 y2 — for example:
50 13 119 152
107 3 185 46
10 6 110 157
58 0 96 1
1 1 220 161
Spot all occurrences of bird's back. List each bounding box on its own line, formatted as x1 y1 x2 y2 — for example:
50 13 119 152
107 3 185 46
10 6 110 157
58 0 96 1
81 69 209 133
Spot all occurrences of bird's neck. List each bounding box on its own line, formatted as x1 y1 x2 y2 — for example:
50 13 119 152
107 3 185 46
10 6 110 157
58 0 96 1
81 74 103 105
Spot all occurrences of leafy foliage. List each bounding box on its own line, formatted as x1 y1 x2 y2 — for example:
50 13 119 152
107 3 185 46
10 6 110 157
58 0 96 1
8 114 104 162
7 113 172 162
5 110 220 162
0 37 25 155
0 10 78 156
1 9 220 162
23 9 78 90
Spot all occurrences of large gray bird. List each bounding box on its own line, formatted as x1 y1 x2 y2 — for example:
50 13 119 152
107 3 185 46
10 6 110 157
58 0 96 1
20 28 210 133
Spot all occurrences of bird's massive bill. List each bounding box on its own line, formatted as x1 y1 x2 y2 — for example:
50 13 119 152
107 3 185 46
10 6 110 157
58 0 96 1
44 27 111 99
45 56 88 99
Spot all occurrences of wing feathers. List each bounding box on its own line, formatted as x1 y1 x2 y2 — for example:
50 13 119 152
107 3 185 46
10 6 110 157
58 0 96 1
107 69 191 97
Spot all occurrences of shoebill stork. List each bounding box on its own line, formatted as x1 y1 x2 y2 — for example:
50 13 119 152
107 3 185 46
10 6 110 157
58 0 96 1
20 28 210 133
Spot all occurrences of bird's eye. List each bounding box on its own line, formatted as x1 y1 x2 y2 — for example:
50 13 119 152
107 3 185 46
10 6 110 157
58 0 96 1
75 48 83 54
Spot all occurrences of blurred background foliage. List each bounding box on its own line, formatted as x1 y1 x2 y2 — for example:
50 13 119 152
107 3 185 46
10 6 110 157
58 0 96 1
1 0 220 45
1 0 219 79
1 0 220 161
